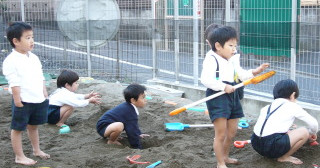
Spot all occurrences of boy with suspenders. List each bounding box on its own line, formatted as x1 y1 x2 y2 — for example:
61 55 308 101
251 79 318 165
201 24 269 168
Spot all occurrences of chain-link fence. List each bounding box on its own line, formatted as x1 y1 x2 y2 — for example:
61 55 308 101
0 0 319 105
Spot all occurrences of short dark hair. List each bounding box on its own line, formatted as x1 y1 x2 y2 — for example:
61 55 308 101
207 26 237 51
273 79 299 99
6 22 33 48
204 23 220 40
123 83 146 103
57 70 79 88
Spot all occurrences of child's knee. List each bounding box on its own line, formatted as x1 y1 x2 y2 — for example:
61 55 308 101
66 105 74 112
290 127 309 140
114 122 124 131
227 133 236 140
105 122 124 135
215 134 227 141
61 105 74 113
27 125 38 131
297 127 309 136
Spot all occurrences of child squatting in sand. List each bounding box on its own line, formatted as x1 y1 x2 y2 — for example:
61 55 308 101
251 79 318 165
96 83 149 149
47 70 101 128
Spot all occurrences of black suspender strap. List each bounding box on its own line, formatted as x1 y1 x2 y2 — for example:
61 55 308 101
212 55 219 80
259 103 284 137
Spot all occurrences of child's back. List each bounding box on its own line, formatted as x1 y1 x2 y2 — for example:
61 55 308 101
97 102 141 147
96 83 149 149
251 79 318 165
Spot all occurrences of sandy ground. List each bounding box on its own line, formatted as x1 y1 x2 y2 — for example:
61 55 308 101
0 80 319 168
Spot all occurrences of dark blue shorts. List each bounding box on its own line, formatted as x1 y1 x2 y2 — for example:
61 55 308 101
96 122 113 138
11 99 49 131
205 82 244 122
251 133 290 158
47 105 61 124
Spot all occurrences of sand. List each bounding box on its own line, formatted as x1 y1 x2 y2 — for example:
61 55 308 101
0 80 319 168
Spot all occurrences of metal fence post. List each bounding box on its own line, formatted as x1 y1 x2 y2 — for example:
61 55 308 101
116 33 121 80
193 0 199 86
225 0 231 24
200 0 204 59
63 36 68 67
290 0 297 81
85 0 91 77
20 0 25 21
152 0 157 80
174 0 180 83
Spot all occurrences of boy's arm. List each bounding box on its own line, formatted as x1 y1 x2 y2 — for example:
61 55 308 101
3 57 21 90
233 54 269 80
139 134 150 138
200 56 226 91
43 81 48 99
52 90 90 107
125 120 142 149
252 63 270 76
3 57 23 106
232 54 254 81
294 105 319 134
11 86 23 107
81 91 101 105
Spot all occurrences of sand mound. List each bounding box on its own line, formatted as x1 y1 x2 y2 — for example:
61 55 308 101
0 81 319 168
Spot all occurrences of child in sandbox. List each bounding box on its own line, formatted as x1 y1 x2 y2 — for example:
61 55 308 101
47 70 101 127
96 83 149 149
251 79 318 165
3 21 50 166
201 25 269 168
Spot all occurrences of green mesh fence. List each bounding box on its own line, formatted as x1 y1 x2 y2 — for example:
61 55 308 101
240 0 300 57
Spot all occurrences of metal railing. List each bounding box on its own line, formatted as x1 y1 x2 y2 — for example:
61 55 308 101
0 0 319 105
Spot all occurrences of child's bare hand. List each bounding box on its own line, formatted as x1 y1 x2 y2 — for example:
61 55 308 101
253 63 270 75
309 134 317 142
14 101 24 107
89 96 101 105
224 85 235 93
139 134 150 138
86 91 100 99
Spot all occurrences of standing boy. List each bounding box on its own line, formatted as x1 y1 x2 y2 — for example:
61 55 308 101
96 84 149 149
201 25 269 168
2 22 50 165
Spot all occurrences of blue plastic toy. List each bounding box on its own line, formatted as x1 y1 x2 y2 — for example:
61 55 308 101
187 107 206 112
59 125 70 134
146 160 162 168
146 96 152 100
238 121 249 128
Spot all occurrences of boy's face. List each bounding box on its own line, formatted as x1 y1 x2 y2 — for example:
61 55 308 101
13 30 34 54
215 38 237 60
131 92 147 108
66 80 79 92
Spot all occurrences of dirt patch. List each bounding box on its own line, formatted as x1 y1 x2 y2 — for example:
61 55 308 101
0 81 319 168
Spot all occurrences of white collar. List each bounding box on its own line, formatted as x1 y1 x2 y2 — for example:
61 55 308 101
12 49 31 57
131 103 139 115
